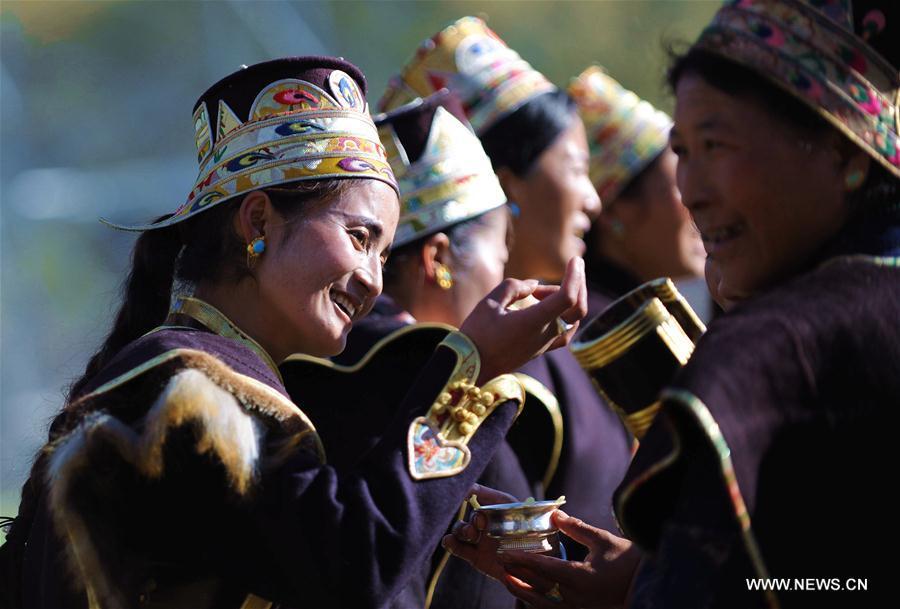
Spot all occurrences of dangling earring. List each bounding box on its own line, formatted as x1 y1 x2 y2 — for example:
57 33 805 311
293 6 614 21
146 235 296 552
246 235 266 267
845 170 865 190
434 263 454 290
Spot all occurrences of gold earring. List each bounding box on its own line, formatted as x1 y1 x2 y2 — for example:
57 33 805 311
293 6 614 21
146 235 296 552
246 235 266 267
435 263 454 290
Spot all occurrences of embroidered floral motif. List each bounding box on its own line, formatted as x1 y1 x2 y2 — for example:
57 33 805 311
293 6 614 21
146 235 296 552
274 120 326 136
408 418 470 479
337 157 376 172
378 16 556 135
695 0 900 177
105 71 398 232
569 66 671 203
273 88 318 107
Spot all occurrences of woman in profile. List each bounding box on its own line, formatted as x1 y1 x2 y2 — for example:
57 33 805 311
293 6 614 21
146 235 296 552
568 66 705 319
446 1 900 607
381 17 633 549
1 57 586 609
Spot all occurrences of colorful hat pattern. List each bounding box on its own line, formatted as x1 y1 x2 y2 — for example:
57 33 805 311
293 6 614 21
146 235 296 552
379 16 557 135
693 0 899 178
107 57 398 231
569 66 672 203
376 91 507 247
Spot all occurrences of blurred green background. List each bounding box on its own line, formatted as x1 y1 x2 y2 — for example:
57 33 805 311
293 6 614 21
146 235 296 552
0 0 718 533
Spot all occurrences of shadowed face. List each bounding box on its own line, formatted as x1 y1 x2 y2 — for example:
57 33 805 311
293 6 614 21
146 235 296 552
670 72 848 301
602 147 705 281
445 207 510 325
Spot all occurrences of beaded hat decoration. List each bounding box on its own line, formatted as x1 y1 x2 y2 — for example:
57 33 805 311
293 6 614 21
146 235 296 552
693 0 899 179
376 91 507 248
105 57 398 231
378 16 557 135
569 66 673 203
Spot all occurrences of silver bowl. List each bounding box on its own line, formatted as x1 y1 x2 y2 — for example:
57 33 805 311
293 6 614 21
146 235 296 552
475 497 566 553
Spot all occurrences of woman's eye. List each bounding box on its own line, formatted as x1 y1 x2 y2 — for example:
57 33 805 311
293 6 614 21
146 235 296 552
349 229 368 248
703 139 722 152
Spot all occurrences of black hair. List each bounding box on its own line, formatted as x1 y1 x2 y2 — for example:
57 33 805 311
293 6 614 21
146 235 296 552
479 89 578 177
667 48 831 138
613 148 666 204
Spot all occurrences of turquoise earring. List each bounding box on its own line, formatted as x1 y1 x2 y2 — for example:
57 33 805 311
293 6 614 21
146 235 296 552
845 170 865 190
246 236 266 266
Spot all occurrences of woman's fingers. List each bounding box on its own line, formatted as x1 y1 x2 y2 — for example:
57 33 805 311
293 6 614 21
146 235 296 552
531 257 584 321
502 562 557 592
451 520 480 543
552 511 629 555
503 573 576 609
442 533 507 581
488 278 540 309
543 319 580 352
499 549 590 589
469 482 518 508
552 511 608 549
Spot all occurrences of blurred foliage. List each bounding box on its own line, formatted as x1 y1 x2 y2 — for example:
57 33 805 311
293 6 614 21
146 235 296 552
0 0 718 527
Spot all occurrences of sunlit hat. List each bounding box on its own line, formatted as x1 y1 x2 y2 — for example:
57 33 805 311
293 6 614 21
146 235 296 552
379 16 556 135
375 90 506 247
693 0 899 179
569 66 672 203
106 56 398 231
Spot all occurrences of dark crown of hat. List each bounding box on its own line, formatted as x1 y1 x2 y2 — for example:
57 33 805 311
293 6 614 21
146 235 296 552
194 56 369 146
375 90 469 164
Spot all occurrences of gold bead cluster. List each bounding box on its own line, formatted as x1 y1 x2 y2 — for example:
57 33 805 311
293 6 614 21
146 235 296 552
432 380 495 436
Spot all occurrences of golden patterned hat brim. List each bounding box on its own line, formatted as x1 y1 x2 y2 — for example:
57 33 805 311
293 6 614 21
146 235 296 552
379 16 557 135
105 61 398 232
694 0 899 179
379 102 507 247
569 66 672 203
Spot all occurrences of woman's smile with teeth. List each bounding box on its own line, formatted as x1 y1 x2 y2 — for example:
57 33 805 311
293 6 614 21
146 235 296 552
331 290 358 319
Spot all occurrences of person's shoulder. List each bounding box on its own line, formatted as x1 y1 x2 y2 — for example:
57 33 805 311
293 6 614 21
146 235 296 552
709 255 900 345
98 327 286 395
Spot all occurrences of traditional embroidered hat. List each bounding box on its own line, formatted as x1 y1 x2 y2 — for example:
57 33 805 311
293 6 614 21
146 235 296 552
375 90 507 247
106 56 398 231
692 0 900 179
569 66 673 203
378 16 556 135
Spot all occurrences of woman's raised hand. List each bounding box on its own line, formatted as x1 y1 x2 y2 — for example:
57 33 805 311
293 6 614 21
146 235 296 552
444 501 642 609
460 257 587 384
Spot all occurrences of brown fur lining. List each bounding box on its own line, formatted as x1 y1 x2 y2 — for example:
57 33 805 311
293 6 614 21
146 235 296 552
42 352 323 608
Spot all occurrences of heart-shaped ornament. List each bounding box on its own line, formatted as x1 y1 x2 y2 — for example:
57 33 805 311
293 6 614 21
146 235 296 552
407 416 471 480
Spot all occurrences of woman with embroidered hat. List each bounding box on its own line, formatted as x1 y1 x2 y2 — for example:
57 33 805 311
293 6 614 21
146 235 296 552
0 56 589 609
568 67 706 319
380 17 633 554
444 1 900 607
306 89 536 609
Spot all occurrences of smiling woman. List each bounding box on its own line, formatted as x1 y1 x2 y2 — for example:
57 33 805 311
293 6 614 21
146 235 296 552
1 56 588 609
380 18 632 559
444 2 900 608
